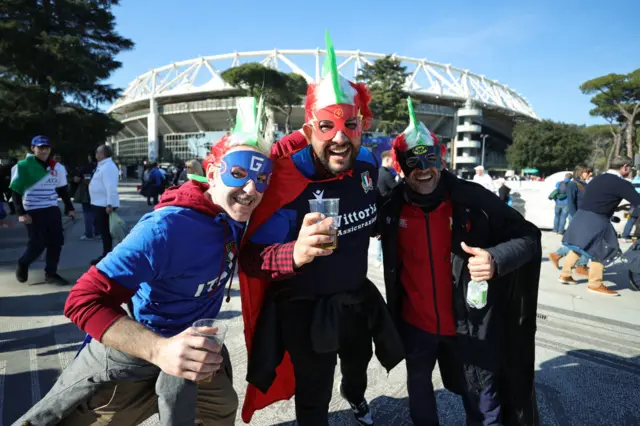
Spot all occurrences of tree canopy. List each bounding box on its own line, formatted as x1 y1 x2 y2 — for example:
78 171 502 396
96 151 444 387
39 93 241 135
221 63 308 134
580 69 640 158
0 0 133 164
356 55 409 134
506 120 592 175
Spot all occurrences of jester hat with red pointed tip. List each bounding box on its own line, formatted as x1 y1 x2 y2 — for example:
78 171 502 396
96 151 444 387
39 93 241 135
392 97 445 176
305 31 373 141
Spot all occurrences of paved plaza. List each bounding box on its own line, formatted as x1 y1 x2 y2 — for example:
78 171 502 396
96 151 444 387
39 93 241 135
1 182 639 425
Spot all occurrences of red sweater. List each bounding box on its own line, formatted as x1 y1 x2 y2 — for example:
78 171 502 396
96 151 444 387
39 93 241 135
397 200 456 335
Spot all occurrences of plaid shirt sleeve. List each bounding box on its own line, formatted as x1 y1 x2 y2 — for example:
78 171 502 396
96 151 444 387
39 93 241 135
240 241 297 281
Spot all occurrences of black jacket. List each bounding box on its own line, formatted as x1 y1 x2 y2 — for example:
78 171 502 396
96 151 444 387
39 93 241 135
378 170 541 426
247 279 404 393
377 166 398 197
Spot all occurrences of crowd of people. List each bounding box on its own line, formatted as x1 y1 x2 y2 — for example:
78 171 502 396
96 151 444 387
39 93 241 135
2 33 636 426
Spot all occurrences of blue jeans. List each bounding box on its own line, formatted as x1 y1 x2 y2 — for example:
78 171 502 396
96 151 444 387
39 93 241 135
554 203 569 233
402 322 501 425
556 246 588 266
622 216 638 238
81 203 99 238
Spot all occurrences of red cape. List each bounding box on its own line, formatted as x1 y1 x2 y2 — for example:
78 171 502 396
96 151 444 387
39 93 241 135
238 154 309 423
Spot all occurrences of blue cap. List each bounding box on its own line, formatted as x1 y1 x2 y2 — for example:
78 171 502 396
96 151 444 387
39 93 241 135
31 135 51 147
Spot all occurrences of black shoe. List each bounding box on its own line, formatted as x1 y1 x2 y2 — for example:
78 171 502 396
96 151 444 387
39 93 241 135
45 273 69 285
16 262 28 283
340 386 374 426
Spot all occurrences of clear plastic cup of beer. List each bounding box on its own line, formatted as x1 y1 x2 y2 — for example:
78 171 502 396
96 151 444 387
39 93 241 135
308 198 339 250
191 319 228 383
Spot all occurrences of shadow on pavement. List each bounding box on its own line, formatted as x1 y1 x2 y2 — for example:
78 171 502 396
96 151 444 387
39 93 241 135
536 349 640 425
0 322 81 351
3 369 63 426
0 290 70 317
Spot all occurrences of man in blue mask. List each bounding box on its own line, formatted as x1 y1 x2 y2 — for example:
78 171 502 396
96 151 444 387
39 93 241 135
16 97 272 426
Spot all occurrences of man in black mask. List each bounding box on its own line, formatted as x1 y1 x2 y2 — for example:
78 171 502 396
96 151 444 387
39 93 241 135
378 98 542 426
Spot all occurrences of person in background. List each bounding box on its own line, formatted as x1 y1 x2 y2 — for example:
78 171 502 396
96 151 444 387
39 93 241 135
551 173 572 234
89 144 120 266
0 197 9 227
142 163 164 206
185 159 205 182
376 150 397 266
496 177 511 205
560 156 640 296
472 165 495 192
1 158 18 215
74 152 99 240
549 164 592 276
10 136 76 285
621 170 640 241
173 163 185 186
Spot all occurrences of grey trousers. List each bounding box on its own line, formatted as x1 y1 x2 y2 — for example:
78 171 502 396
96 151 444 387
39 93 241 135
14 338 198 426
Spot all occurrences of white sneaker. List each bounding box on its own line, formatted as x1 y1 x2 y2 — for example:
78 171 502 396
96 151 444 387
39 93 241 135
79 235 93 241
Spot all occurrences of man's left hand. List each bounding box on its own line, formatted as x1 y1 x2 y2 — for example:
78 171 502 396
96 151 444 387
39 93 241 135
461 242 495 282
68 210 76 220
106 206 113 214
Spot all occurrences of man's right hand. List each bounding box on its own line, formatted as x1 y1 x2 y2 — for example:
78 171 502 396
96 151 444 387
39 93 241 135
150 327 223 382
18 214 32 225
293 212 335 268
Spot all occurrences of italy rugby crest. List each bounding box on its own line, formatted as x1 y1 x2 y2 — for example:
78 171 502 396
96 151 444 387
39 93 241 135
361 171 374 193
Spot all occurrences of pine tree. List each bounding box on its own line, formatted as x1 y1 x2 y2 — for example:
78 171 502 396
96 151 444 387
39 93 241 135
0 0 133 163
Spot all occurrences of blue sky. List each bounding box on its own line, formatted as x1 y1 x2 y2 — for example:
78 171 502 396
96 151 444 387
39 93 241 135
108 0 640 125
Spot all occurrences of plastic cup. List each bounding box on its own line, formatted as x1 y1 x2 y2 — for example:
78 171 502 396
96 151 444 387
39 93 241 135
191 319 228 382
308 198 340 250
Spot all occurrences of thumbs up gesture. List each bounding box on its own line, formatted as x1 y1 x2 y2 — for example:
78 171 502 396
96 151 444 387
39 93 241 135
461 242 496 282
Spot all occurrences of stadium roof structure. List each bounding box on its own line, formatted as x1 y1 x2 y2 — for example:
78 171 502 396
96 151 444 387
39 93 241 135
109 49 537 120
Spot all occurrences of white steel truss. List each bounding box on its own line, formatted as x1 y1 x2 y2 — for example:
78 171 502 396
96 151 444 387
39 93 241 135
109 49 537 119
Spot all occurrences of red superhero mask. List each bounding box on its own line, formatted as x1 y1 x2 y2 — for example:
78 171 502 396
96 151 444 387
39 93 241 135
311 104 362 141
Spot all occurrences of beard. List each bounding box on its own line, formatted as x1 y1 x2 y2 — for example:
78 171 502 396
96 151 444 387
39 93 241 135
316 142 358 175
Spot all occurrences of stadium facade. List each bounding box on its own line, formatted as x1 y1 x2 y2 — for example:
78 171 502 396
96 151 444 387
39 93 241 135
108 49 537 173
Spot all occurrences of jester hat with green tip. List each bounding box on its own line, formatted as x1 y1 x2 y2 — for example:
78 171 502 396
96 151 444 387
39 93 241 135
203 96 273 192
305 31 373 141
392 97 445 176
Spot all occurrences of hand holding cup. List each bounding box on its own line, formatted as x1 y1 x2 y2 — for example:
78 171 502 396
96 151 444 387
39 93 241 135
293 212 335 268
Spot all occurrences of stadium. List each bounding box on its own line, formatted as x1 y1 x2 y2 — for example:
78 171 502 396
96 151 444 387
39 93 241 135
108 48 537 174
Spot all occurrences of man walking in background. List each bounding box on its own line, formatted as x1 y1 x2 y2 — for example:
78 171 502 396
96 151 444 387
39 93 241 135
74 151 99 240
375 150 397 265
551 173 572 234
560 156 640 296
89 144 120 265
473 165 495 192
549 165 591 276
10 135 76 285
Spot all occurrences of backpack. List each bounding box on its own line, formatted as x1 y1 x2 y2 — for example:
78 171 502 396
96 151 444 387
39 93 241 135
557 181 568 196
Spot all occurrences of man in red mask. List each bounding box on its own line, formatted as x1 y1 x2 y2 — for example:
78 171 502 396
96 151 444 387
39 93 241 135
238 32 404 426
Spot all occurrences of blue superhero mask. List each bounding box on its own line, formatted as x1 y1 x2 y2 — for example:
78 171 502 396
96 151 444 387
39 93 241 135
219 150 272 193
398 144 441 177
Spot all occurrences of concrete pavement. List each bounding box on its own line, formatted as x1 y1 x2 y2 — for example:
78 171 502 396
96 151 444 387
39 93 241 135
1 182 639 425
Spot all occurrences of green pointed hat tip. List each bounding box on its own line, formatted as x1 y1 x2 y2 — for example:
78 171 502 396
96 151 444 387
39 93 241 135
407 97 417 127
231 96 264 147
321 30 348 105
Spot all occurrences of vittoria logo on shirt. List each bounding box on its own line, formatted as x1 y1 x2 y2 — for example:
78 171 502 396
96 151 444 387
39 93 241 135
313 189 324 200
361 171 374 193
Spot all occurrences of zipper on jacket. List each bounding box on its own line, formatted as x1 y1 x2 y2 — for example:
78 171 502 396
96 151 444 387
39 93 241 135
425 214 440 334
